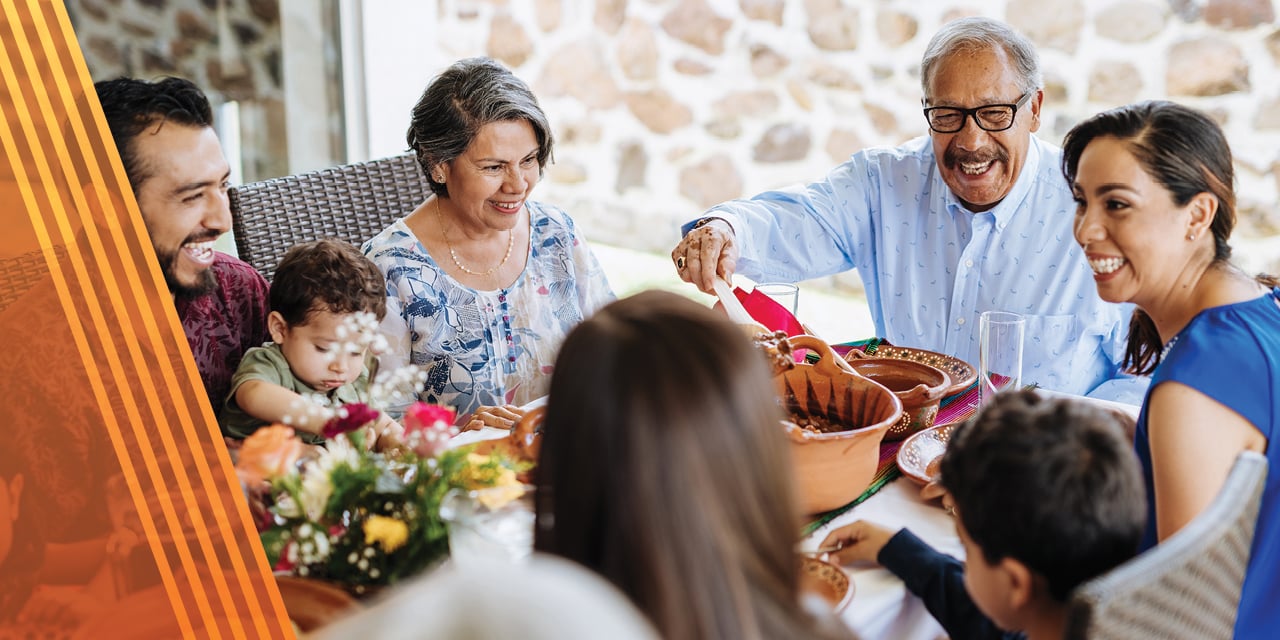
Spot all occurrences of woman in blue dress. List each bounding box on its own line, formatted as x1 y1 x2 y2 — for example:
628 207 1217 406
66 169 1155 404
364 58 613 429
1063 100 1280 636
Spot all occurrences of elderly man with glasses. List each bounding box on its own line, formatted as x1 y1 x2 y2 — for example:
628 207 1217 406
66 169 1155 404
670 16 1144 402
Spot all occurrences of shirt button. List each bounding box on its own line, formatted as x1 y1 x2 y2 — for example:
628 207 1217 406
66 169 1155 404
965 259 974 268
957 317 966 326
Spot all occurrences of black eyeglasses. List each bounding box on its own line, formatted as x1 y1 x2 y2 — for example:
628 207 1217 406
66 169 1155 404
922 91 1034 133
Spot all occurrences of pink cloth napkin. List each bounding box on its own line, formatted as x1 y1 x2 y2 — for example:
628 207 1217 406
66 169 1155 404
734 285 806 337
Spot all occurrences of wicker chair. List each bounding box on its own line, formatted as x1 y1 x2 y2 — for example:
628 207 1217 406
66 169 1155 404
0 244 68 313
229 153 429 280
1063 450 1268 640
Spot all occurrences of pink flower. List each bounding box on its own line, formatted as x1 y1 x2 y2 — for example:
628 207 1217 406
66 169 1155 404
321 403 380 439
405 403 456 432
236 425 305 486
404 402 459 458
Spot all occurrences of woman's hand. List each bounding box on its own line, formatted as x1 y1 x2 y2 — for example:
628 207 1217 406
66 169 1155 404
463 404 526 431
820 520 899 566
671 219 738 294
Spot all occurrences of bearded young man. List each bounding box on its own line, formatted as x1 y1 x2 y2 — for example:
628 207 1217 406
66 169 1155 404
671 17 1145 403
95 77 270 416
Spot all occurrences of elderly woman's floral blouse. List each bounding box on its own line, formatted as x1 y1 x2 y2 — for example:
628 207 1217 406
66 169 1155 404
363 201 614 422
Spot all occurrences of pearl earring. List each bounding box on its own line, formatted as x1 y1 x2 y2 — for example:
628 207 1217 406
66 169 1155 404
1188 232 1196 241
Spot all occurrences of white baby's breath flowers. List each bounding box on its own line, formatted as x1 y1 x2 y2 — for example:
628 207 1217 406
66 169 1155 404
293 522 331 565
282 394 340 428
368 364 429 409
321 311 392 365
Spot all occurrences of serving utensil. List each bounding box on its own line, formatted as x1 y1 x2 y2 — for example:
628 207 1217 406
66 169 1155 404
712 277 756 326
797 540 847 557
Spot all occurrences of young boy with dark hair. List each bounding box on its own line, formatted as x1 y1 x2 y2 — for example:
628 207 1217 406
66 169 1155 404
219 239 399 447
822 390 1146 640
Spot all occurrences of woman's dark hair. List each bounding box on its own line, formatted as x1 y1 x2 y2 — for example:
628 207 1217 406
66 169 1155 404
940 390 1146 601
270 239 387 326
534 291 848 640
1061 100 1279 374
94 76 214 191
406 57 554 197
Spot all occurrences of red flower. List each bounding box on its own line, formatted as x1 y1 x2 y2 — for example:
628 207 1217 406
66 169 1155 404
404 403 456 433
404 402 459 458
274 541 297 573
321 403 380 438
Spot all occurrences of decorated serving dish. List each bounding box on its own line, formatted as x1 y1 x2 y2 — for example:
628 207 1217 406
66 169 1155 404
845 345 977 399
896 420 960 485
799 556 855 613
779 335 902 514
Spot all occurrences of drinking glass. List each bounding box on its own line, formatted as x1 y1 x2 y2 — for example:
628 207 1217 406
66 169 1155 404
440 484 535 567
756 283 800 315
978 311 1025 405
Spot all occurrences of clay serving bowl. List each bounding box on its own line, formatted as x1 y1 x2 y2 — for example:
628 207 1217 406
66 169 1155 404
844 351 952 442
779 335 903 514
846 345 977 399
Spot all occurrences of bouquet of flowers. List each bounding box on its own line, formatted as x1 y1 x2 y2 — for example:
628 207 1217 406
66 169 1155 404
235 402 528 593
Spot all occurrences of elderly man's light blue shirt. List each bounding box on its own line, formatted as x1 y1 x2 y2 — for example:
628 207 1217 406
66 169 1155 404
700 135 1146 404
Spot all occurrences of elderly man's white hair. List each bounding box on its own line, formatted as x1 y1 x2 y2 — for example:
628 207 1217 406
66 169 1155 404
311 553 659 639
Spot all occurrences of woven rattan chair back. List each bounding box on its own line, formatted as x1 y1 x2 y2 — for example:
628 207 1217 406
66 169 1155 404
0 244 68 314
229 153 428 280
1064 450 1268 640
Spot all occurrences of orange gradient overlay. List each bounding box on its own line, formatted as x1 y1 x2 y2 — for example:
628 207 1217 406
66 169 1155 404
0 1 291 637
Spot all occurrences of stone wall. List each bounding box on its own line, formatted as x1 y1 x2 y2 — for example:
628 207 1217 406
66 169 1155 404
67 0 290 182
388 0 1280 290
69 0 1280 289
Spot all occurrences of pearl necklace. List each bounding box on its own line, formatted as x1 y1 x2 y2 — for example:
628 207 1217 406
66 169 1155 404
436 198 514 277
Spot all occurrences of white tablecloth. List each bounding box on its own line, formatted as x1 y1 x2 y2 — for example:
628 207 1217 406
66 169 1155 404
805 478 959 640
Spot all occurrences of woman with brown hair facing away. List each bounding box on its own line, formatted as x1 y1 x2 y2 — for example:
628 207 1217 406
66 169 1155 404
533 290 853 640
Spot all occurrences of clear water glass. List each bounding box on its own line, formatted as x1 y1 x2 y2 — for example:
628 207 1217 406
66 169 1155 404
979 311 1025 405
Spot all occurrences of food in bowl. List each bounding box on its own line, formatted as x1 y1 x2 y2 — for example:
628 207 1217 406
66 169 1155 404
751 328 797 375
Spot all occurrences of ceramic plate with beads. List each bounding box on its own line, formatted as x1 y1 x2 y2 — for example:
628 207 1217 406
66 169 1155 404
799 556 855 613
896 421 961 485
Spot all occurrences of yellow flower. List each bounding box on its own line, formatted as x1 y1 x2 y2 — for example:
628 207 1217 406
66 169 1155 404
461 453 525 509
363 515 409 553
477 472 523 510
458 453 499 488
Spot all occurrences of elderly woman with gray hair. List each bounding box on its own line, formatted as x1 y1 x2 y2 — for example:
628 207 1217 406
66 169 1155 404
363 57 614 430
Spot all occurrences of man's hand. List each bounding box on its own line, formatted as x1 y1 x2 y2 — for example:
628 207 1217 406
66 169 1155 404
671 219 738 294
820 520 899 566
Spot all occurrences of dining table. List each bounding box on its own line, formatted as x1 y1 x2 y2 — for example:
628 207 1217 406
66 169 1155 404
449 390 1141 640
801 388 1142 640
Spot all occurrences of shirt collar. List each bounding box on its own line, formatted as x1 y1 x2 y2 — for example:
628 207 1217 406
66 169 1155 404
943 134 1044 228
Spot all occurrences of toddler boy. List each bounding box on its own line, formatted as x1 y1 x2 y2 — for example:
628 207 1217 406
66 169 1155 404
220 239 399 447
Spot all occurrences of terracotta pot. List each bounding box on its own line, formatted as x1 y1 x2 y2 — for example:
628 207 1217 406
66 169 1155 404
274 575 363 631
845 351 952 441
779 335 903 514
